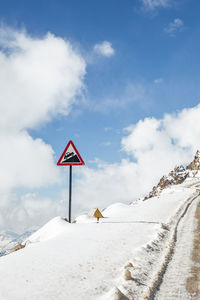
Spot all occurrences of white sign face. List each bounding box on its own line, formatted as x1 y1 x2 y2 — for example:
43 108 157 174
61 144 81 164
57 140 85 166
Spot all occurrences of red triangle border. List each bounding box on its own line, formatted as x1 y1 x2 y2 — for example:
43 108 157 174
57 140 85 166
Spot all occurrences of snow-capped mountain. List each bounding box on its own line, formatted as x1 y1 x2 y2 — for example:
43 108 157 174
0 231 18 248
0 230 35 256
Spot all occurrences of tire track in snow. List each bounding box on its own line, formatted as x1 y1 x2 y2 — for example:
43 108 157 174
186 200 200 299
152 193 200 300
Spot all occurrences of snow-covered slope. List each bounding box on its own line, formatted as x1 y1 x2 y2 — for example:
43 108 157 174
0 182 198 300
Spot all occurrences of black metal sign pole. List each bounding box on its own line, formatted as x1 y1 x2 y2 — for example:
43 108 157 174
69 165 72 223
57 141 84 222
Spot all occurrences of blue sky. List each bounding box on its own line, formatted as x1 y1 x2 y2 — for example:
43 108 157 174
1 0 200 232
1 0 199 162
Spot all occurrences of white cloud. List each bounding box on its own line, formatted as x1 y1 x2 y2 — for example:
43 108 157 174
0 26 86 191
72 104 200 214
93 41 115 57
163 104 200 153
164 18 184 36
0 132 60 190
0 191 66 233
0 27 86 132
0 26 86 232
141 0 171 11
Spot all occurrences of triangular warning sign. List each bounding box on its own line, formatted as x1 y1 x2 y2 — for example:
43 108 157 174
57 140 85 166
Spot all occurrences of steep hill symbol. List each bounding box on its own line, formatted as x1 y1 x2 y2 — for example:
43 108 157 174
62 151 80 163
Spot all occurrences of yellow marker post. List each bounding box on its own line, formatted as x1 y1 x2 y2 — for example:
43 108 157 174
89 208 104 223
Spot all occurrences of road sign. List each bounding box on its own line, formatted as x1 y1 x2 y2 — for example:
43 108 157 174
57 140 85 223
89 208 104 223
57 140 85 166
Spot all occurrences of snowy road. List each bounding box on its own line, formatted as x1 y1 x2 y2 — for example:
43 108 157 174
154 192 200 300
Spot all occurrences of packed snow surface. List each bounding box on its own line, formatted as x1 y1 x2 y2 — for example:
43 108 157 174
0 184 197 300
154 194 199 299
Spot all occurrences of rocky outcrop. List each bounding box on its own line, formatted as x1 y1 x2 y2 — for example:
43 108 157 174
144 165 189 200
143 151 200 201
10 243 25 253
169 165 189 184
186 150 200 170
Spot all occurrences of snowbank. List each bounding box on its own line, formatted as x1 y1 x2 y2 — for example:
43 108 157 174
25 216 70 243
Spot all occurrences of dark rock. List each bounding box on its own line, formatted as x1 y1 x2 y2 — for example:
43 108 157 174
186 150 200 170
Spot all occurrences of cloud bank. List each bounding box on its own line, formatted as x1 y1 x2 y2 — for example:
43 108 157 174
0 26 86 232
73 104 200 213
0 26 86 190
0 192 66 233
